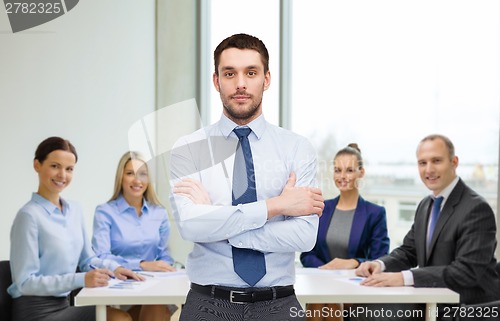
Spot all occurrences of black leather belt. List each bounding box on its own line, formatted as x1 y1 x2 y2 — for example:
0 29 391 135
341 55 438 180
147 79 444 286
190 283 295 304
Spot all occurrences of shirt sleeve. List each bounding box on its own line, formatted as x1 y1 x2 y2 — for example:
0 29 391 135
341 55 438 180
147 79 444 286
402 270 415 285
228 137 319 253
9 210 84 297
169 135 268 243
157 209 175 265
91 205 129 269
171 192 268 243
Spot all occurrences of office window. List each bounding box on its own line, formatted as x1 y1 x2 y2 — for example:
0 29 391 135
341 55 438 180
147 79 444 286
291 0 500 248
207 0 500 249
399 201 418 223
208 0 280 125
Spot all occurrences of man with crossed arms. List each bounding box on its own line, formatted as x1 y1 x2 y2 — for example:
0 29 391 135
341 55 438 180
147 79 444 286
169 33 324 321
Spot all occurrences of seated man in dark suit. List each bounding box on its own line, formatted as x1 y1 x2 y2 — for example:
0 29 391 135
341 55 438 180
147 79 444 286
352 134 500 321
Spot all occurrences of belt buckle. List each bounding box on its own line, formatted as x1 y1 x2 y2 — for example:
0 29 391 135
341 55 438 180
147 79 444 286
229 290 246 304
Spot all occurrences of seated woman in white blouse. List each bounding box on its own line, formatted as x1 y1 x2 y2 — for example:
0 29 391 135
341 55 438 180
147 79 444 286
92 151 176 321
8 136 142 321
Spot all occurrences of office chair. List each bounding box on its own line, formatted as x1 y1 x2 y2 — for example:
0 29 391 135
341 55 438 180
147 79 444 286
454 262 500 321
0 260 13 321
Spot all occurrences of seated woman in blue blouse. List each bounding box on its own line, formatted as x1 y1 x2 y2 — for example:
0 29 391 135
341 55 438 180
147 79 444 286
300 144 390 321
9 136 141 321
92 151 176 321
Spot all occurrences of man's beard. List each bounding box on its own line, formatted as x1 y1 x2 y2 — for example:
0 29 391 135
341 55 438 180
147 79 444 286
221 93 263 121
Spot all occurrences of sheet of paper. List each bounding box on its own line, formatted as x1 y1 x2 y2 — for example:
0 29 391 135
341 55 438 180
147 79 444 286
295 267 351 277
136 269 187 278
336 276 366 285
87 278 160 292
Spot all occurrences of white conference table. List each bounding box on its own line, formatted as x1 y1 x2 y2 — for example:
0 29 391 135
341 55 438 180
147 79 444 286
75 268 459 321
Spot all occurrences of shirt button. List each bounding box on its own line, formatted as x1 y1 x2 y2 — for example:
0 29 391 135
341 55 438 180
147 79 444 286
238 242 243 246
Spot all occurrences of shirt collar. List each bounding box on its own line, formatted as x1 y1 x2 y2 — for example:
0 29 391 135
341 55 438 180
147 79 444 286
116 194 149 214
432 176 459 203
218 113 266 140
31 192 69 216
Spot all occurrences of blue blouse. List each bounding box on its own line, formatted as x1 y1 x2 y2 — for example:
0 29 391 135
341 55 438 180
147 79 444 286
8 193 119 298
92 194 174 271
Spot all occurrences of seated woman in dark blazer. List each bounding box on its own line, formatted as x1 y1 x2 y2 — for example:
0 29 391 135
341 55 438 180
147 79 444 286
300 144 390 321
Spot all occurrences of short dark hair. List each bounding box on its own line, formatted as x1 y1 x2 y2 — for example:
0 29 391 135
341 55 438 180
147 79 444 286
214 33 269 76
34 136 78 163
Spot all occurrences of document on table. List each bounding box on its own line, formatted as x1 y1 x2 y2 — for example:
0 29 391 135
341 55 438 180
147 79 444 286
88 278 160 292
338 276 366 284
295 267 351 277
136 269 187 278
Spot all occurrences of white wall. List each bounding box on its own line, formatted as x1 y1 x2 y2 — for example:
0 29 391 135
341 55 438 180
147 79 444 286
0 0 156 260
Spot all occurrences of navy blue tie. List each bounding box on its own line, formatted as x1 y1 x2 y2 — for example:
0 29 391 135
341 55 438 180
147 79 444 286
232 127 266 286
427 196 444 251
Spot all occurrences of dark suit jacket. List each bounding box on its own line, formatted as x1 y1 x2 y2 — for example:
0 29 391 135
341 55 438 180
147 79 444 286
301 196 390 268
381 178 500 304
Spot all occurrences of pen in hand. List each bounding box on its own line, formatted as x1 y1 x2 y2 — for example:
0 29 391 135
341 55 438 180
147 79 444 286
89 264 115 279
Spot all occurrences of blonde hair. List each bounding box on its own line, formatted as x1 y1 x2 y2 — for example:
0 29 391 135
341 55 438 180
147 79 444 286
109 151 162 206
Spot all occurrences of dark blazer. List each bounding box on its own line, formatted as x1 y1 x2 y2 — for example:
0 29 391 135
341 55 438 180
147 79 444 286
381 178 500 304
301 196 390 268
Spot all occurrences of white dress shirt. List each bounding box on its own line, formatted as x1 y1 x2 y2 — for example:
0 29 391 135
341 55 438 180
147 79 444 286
169 114 319 287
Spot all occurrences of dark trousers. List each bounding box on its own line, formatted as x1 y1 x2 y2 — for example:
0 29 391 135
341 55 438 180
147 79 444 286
11 295 95 321
179 288 306 321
